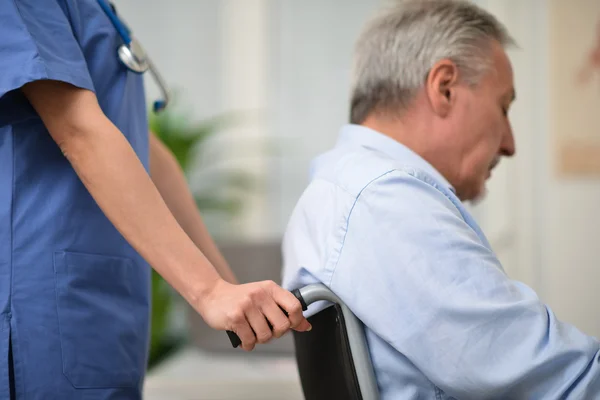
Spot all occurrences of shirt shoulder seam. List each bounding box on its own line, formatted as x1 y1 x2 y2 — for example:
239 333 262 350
327 167 458 286
327 170 394 285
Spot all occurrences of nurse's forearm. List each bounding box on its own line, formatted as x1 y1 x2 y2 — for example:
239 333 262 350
22 83 221 305
65 128 224 302
148 132 238 284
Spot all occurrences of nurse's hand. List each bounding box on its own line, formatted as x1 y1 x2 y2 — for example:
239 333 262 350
196 279 312 351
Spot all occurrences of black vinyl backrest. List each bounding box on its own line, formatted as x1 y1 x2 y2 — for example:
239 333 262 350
293 304 363 400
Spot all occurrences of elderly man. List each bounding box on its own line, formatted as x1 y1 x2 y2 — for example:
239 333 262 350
282 1 600 399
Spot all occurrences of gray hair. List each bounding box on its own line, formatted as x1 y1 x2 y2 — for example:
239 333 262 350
349 0 515 124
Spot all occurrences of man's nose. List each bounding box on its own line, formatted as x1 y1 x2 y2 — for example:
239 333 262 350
500 128 516 157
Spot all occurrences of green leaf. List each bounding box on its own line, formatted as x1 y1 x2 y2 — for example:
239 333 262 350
149 270 172 367
195 195 244 215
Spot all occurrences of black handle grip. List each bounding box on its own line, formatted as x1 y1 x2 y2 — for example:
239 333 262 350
226 288 308 348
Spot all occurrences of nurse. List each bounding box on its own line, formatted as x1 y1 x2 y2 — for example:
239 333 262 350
0 0 310 398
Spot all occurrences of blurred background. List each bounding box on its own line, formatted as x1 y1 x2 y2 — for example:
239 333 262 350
108 0 600 398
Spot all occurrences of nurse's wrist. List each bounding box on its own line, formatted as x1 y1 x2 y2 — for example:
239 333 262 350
188 277 237 331
187 272 222 310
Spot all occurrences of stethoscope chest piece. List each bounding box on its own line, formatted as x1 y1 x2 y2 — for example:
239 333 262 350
118 39 149 74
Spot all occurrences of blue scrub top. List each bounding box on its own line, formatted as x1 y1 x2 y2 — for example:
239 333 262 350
0 0 151 398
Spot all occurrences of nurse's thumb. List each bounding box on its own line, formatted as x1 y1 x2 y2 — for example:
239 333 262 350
293 318 312 332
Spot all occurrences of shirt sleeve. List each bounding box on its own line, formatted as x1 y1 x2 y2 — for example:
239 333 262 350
331 169 600 399
0 0 95 120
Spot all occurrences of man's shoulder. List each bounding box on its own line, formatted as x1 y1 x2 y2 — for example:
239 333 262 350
309 145 454 203
282 143 469 294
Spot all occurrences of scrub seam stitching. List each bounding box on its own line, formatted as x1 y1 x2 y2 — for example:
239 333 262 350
9 114 15 400
10 3 50 397
11 0 50 77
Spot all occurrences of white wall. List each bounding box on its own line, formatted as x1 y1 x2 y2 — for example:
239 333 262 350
116 0 274 239
540 1 600 336
115 0 224 119
267 0 384 236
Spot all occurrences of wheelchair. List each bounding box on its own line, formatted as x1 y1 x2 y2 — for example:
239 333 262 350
226 283 379 399
292 283 379 400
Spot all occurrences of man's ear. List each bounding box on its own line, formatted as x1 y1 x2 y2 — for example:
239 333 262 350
426 59 460 118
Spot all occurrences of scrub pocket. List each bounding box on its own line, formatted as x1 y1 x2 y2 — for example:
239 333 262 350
53 251 147 389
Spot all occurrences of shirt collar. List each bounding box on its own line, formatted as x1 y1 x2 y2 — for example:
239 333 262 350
336 124 455 192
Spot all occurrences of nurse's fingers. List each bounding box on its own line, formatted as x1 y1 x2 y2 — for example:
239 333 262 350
269 284 312 332
233 318 257 352
260 300 291 339
246 305 273 345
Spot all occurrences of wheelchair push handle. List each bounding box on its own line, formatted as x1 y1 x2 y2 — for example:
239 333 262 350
226 288 308 348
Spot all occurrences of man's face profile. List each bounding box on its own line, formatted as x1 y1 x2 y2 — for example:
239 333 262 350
444 41 516 201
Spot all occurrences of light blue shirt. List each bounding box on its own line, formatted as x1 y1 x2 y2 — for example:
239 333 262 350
282 124 600 399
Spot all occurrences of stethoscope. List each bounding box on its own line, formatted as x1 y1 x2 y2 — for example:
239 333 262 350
96 0 170 113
